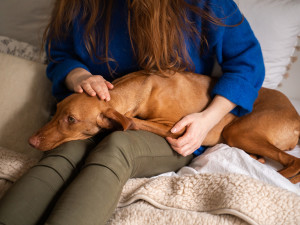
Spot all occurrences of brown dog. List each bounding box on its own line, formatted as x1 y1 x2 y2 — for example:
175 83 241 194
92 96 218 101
29 71 300 183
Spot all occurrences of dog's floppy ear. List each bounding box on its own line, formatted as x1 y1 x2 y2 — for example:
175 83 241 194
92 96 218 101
98 108 137 131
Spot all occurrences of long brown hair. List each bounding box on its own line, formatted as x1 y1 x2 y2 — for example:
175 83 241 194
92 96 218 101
43 0 235 74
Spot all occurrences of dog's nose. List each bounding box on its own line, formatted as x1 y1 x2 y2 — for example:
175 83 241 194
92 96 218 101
28 135 40 148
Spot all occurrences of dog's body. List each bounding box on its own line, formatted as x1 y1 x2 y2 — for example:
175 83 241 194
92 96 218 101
29 71 300 183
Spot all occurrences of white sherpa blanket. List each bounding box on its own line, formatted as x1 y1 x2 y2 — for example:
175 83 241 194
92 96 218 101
108 173 300 225
0 146 38 199
107 144 300 225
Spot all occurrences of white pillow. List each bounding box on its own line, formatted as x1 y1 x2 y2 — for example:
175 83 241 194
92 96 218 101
0 52 55 159
0 0 54 47
234 0 300 89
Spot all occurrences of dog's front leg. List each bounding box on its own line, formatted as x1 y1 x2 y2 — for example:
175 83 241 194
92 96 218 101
131 118 184 138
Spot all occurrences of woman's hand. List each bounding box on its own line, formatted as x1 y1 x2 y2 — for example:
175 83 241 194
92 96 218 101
166 95 236 156
65 68 114 101
166 112 217 156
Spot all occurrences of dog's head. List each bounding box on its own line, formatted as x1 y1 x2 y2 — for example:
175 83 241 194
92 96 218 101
29 93 136 151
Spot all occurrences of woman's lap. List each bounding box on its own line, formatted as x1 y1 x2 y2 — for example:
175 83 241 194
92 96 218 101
46 130 193 225
0 130 193 225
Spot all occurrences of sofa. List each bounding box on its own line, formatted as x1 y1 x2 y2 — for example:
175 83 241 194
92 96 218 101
0 0 299 224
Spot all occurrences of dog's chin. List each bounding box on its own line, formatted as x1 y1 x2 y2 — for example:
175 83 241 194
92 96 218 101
32 143 58 152
30 140 65 152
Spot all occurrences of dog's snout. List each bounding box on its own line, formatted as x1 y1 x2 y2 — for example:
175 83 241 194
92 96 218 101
28 135 40 148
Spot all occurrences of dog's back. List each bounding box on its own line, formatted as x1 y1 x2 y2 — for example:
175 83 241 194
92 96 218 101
112 71 215 122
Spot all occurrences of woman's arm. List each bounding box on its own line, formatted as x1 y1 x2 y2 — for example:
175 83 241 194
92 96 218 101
211 0 265 117
167 0 265 156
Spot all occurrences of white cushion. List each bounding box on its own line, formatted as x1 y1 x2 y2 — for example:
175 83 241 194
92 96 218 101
0 0 54 46
0 52 55 158
234 0 300 88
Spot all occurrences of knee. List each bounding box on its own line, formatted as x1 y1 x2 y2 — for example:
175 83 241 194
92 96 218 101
35 139 93 182
42 138 93 165
101 130 136 150
85 131 135 165
84 131 137 178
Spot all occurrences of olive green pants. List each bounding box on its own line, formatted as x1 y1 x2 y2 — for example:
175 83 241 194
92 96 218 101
0 130 192 225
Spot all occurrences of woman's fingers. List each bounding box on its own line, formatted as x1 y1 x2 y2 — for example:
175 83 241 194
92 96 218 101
105 81 114 90
167 113 215 156
167 126 203 156
90 79 111 100
167 136 196 156
81 82 97 96
77 75 113 101
170 116 191 134
73 85 84 93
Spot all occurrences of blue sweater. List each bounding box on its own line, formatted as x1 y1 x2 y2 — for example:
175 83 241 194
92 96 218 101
46 0 265 118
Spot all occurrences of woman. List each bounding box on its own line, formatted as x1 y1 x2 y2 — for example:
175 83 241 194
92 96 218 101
0 0 264 224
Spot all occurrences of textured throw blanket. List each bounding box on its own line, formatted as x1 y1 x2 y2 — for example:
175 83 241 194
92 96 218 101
0 147 38 198
108 173 300 225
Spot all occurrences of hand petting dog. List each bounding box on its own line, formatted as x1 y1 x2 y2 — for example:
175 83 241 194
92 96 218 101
66 68 114 101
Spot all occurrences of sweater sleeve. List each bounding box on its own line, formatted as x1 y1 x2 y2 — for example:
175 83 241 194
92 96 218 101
46 25 91 101
211 1 265 117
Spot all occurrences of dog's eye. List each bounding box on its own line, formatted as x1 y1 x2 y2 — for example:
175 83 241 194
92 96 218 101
68 116 76 124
